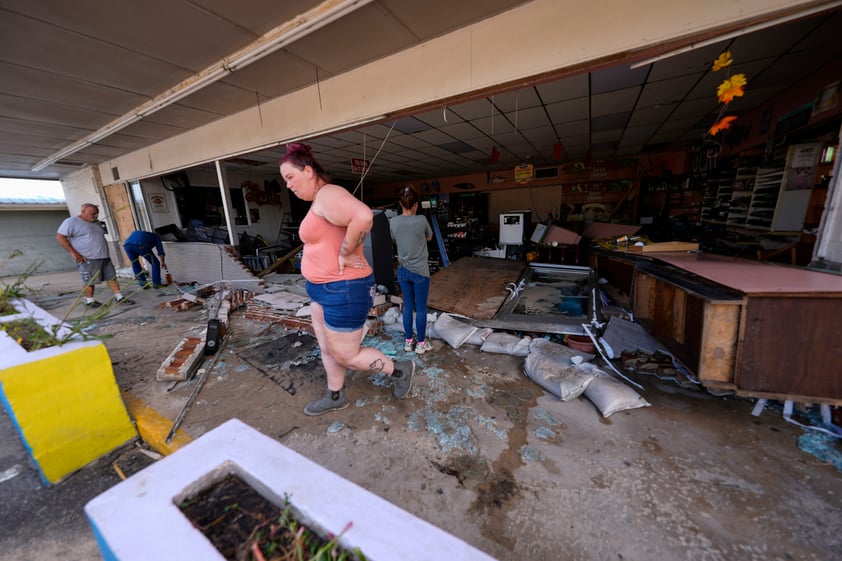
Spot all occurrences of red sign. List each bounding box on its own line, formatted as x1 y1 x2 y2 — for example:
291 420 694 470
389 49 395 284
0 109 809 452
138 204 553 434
351 158 370 174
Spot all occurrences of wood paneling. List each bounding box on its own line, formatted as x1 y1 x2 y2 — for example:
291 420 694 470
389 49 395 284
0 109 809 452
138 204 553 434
738 297 842 400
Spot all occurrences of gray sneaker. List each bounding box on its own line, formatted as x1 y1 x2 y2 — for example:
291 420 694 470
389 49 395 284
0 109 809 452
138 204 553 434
304 387 349 416
392 360 415 399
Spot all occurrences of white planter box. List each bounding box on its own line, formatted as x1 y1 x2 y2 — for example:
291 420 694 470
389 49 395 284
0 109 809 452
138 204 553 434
85 419 497 561
0 298 136 485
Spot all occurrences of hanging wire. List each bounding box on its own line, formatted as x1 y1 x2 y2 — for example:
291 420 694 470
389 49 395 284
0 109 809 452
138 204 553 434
514 91 519 136
490 96 495 136
352 120 398 196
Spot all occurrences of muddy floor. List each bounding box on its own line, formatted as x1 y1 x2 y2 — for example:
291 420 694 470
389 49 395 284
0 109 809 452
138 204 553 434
19 272 842 561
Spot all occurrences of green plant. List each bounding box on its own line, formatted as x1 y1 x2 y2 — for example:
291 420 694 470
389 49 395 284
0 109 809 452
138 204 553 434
0 318 60 351
179 474 367 561
0 251 42 314
0 251 118 348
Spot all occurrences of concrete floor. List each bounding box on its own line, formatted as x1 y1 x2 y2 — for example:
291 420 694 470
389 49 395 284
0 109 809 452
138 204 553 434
1 270 840 561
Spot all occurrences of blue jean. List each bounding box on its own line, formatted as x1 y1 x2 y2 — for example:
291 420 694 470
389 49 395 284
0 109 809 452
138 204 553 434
306 275 374 332
123 242 161 286
397 266 430 342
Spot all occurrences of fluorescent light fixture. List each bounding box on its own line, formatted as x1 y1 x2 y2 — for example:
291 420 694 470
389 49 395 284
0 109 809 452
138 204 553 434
32 0 373 172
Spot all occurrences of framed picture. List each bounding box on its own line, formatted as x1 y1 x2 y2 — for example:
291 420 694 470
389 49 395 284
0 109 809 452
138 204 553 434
149 192 168 213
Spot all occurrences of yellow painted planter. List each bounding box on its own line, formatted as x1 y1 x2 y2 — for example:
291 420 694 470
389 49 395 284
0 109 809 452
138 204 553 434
0 299 137 485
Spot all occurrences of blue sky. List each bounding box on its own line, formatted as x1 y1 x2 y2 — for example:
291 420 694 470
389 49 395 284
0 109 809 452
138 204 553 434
0 178 64 200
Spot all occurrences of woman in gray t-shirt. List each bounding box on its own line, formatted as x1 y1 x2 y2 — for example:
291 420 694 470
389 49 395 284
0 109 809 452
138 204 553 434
389 186 433 354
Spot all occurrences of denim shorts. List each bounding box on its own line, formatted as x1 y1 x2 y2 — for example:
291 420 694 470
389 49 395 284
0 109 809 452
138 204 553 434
306 275 374 332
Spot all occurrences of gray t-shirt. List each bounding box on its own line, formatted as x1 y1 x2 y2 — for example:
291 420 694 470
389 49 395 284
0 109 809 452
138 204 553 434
57 216 110 259
389 214 432 277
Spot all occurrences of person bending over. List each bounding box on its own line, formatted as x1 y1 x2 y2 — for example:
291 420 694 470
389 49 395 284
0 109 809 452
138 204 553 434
123 230 168 288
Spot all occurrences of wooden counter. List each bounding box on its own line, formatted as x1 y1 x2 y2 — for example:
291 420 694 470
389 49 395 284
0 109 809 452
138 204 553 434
591 250 842 404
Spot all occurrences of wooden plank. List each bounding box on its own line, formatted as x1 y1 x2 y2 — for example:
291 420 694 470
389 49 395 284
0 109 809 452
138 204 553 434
625 241 699 253
737 297 842 401
632 272 655 321
255 244 303 278
427 256 525 320
697 302 741 384
672 288 687 344
653 282 676 340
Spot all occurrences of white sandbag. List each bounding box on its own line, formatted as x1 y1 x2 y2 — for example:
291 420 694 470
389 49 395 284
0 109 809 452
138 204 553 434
481 333 532 357
523 344 598 401
584 373 651 417
528 337 592 364
465 327 494 346
433 313 478 349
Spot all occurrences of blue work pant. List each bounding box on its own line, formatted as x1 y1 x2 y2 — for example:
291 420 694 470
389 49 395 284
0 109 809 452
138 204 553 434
123 242 161 286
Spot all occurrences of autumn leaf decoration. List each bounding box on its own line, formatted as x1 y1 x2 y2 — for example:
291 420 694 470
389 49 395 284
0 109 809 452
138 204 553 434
708 51 748 136
709 115 737 135
717 74 748 104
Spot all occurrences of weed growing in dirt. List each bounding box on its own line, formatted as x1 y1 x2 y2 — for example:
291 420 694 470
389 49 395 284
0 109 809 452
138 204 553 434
179 473 366 561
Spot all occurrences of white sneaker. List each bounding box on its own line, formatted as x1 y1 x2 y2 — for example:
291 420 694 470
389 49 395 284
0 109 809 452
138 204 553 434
404 339 415 352
415 341 431 355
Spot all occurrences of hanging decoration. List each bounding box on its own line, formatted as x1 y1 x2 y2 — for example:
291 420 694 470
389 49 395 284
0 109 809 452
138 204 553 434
707 50 748 137
514 162 534 185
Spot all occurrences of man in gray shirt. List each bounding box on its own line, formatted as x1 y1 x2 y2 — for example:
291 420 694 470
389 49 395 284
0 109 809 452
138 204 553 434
56 203 135 308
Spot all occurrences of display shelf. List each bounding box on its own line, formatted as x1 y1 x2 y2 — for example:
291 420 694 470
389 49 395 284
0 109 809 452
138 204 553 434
725 167 757 226
745 164 785 229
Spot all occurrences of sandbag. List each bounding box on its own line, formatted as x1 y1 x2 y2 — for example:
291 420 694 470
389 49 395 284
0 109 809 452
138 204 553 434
432 313 478 349
528 337 592 364
465 327 494 346
481 333 532 356
584 372 651 417
523 342 598 401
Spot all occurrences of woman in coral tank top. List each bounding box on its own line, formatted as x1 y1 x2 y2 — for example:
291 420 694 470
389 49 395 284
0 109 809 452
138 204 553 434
279 143 416 415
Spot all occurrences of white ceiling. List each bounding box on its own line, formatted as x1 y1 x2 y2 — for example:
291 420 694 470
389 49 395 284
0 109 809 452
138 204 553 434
2 0 841 186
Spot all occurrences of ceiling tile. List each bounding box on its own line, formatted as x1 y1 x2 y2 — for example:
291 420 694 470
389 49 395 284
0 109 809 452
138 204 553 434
627 103 677 127
451 98 495 120
535 74 588 103
638 74 702 108
591 112 631 132
591 87 640 117
647 42 728 81
492 88 543 111
591 64 648 93
501 106 551 131
545 97 588 124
